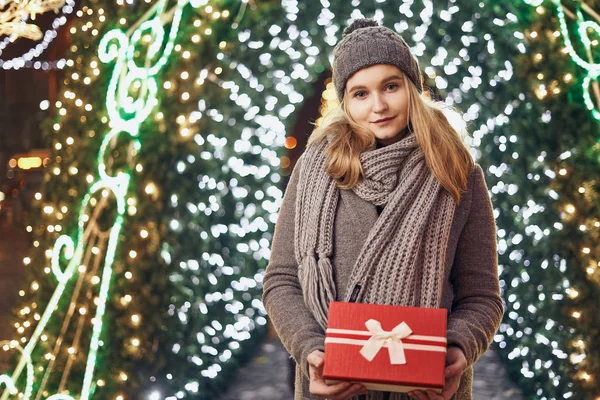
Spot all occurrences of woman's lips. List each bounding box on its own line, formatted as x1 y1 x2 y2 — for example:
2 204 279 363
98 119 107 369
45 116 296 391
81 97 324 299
372 116 396 125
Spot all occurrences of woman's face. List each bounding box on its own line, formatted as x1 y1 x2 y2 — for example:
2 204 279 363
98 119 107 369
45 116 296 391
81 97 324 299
345 64 410 146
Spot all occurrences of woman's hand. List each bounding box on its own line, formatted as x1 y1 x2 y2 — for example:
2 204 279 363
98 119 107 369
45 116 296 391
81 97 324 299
307 350 368 400
408 346 467 400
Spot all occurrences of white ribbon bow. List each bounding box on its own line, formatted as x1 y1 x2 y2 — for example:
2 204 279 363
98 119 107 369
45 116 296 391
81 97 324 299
359 319 412 365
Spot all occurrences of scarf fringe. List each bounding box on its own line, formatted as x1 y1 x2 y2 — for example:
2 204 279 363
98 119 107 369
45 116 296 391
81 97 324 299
299 254 336 330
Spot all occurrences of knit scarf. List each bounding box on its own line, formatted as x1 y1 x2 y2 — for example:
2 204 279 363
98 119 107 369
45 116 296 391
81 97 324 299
294 133 456 400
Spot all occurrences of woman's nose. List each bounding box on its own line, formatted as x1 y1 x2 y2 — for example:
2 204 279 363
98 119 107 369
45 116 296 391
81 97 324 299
372 94 388 113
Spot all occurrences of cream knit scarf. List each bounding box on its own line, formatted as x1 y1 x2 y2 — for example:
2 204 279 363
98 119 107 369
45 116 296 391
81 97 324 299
295 134 456 399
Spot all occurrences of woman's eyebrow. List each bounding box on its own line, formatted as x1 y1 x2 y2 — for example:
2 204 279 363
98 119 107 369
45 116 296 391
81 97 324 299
347 75 404 93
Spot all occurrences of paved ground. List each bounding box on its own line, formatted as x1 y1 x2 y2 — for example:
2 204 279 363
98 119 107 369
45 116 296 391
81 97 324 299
219 335 527 400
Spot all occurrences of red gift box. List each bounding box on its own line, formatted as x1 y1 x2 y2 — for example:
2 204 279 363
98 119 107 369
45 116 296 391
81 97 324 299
323 301 447 393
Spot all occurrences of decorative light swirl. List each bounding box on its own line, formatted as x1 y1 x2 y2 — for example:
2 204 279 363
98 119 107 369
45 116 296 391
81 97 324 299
525 0 600 121
0 0 189 398
0 342 34 400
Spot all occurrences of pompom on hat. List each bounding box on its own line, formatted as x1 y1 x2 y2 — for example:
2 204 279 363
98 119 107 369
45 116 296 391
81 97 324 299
332 18 423 101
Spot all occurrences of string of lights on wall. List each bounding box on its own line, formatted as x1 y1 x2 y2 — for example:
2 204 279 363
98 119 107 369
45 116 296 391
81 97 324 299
0 0 75 70
0 0 67 41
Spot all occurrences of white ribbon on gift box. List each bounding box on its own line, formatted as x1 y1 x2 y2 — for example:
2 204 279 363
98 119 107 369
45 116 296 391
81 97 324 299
359 319 412 365
325 319 447 365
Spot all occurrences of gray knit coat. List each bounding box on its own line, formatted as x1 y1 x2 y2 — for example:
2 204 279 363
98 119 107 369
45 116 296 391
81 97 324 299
262 157 504 400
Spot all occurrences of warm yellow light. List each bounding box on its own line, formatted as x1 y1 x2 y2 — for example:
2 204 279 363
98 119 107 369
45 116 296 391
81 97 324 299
564 73 573 82
567 288 579 299
97 379 105 387
120 372 128 381
79 307 87 315
131 314 141 325
91 276 100 285
145 182 156 195
140 229 149 238
530 31 538 38
68 347 76 355
582 247 590 254
23 257 31 265
581 372 590 381
129 250 137 259
17 157 43 170
572 311 581 319
565 204 576 214
131 338 140 347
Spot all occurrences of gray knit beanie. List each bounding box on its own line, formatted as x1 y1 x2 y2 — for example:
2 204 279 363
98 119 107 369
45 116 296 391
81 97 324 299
332 18 423 101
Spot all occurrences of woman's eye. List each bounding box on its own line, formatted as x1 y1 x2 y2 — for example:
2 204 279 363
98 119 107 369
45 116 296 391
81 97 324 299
353 91 367 98
386 83 398 91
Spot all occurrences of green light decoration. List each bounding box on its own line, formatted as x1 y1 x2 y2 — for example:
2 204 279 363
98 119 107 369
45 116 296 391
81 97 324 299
525 0 600 121
0 0 190 398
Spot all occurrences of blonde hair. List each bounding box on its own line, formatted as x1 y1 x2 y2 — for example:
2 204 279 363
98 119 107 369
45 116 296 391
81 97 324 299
308 77 474 203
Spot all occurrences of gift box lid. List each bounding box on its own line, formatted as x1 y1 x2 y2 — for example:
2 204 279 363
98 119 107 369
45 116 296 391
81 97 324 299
326 301 447 336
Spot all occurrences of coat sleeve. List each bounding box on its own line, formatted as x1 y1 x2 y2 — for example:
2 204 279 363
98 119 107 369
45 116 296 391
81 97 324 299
446 164 504 367
262 155 325 379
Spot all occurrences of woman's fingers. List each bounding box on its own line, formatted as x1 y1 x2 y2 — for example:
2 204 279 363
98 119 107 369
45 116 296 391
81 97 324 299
310 380 353 397
425 390 444 400
408 390 429 400
329 383 367 400
307 350 325 368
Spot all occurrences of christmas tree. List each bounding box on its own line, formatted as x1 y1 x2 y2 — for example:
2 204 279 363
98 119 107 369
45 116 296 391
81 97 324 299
1 0 599 399
489 2 600 399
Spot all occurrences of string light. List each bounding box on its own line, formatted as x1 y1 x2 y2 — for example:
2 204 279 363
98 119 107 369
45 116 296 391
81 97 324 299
0 0 76 70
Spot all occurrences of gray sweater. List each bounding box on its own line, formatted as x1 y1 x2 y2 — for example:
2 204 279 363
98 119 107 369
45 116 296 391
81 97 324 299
262 157 503 399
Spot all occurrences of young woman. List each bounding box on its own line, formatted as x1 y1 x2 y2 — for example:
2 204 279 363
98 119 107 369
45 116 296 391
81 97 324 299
262 18 503 400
